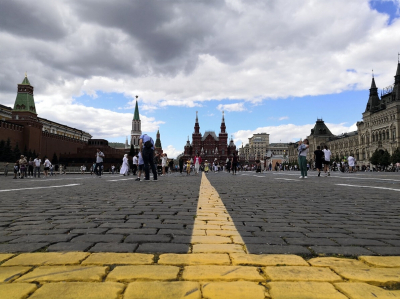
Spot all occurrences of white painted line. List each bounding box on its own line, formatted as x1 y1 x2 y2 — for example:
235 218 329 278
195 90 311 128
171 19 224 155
0 184 81 192
274 173 400 182
336 184 400 192
107 178 137 182
275 178 301 181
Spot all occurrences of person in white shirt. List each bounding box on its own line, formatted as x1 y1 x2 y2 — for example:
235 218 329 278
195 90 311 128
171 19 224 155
161 153 168 176
33 156 41 178
43 158 52 177
95 148 105 177
132 155 138 175
322 145 332 177
348 155 356 173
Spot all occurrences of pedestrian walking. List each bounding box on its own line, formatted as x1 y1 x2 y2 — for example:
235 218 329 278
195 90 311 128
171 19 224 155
43 157 51 177
33 156 41 178
194 153 202 175
322 145 331 176
139 133 158 181
27 158 34 178
204 160 210 174
186 159 191 175
179 157 184 175
314 146 324 177
348 154 356 173
132 155 138 175
231 152 238 175
135 151 144 181
4 162 9 177
13 162 18 179
18 155 27 179
120 154 129 176
297 139 309 179
95 148 105 177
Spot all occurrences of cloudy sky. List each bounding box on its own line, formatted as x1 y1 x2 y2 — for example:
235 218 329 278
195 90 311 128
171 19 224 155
1 0 399 157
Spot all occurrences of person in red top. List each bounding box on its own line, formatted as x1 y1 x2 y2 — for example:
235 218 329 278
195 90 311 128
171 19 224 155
194 154 202 175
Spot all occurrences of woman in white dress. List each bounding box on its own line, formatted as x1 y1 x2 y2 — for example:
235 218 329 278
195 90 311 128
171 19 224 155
120 154 129 176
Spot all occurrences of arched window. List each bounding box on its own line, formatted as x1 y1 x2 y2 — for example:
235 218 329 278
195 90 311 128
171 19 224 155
387 130 389 140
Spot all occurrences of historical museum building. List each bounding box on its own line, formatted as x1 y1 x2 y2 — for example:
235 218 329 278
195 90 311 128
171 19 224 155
0 75 92 159
182 112 236 162
288 59 400 165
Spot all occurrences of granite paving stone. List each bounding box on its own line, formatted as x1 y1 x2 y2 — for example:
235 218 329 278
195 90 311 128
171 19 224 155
71 234 124 243
89 243 138 252
47 242 94 252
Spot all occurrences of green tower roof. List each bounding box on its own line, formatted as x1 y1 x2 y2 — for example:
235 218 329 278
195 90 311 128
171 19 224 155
133 100 140 121
13 75 37 114
21 76 31 85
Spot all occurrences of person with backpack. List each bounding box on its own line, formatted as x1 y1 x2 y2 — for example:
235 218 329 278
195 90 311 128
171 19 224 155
139 134 158 181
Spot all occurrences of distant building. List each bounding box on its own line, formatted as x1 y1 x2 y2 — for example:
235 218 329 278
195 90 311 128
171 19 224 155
130 98 142 150
182 111 236 163
239 133 289 165
288 59 400 165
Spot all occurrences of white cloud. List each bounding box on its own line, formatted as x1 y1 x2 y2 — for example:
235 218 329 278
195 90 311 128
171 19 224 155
217 103 246 112
233 122 357 147
163 145 182 159
278 116 289 121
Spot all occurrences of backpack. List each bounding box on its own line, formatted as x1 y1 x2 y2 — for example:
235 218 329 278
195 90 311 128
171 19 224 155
144 140 152 148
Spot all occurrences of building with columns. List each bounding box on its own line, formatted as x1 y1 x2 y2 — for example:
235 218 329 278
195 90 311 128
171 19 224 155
288 59 400 166
182 111 236 163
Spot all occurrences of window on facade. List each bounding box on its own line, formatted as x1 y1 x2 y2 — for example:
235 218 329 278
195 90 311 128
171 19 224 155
394 130 396 141
387 131 390 140
372 135 375 142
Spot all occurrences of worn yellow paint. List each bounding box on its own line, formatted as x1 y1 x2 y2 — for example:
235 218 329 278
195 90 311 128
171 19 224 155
2 252 90 266
268 282 348 299
192 244 244 253
231 254 309 266
28 282 124 299
190 236 232 244
264 266 342 282
106 265 179 282
182 265 263 281
335 282 400 299
158 253 231 265
201 281 266 299
0 283 37 299
124 281 201 299
82 253 153 265
189 173 246 253
0 266 32 283
359 256 400 268
0 254 14 264
333 267 400 286
308 257 369 270
16 266 108 282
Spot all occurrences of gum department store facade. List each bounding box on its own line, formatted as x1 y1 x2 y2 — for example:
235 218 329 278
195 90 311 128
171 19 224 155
288 60 400 166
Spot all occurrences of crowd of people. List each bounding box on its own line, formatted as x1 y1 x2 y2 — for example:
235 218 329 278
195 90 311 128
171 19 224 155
4 133 399 179
2 155 68 179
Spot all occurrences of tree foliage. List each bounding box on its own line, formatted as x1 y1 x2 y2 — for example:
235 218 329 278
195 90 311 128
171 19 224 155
391 148 400 164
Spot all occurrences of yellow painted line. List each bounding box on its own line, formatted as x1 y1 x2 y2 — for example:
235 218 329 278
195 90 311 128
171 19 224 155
190 173 246 253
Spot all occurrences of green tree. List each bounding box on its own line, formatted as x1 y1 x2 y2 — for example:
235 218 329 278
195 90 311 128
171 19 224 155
391 148 400 164
3 139 13 162
0 140 5 161
13 143 21 161
129 144 135 157
369 149 381 166
380 150 391 168
51 152 59 165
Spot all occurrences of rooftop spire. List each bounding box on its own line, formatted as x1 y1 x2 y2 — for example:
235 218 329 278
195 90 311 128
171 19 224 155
222 110 225 123
133 95 140 121
196 111 198 123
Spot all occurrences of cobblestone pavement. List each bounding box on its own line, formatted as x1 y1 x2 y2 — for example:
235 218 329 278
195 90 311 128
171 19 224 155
0 171 400 298
0 170 399 256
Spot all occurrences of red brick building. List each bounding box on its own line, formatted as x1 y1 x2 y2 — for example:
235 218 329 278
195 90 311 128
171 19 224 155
182 111 236 163
0 75 92 160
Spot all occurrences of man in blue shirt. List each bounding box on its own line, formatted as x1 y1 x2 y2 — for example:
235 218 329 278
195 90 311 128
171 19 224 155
139 134 158 181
